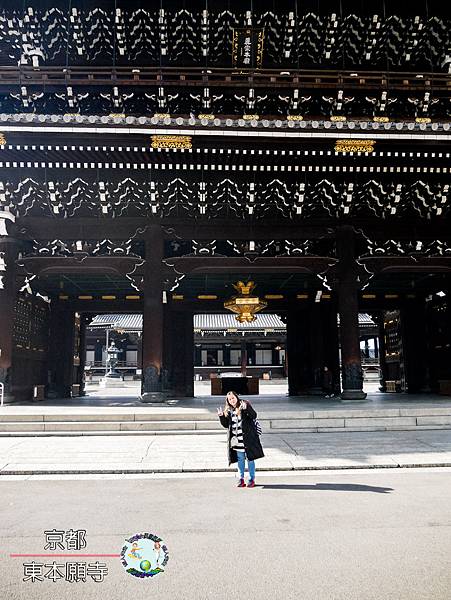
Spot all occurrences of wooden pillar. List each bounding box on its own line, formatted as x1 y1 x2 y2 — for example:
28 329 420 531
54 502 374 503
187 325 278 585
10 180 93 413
0 237 19 401
271 344 279 367
94 336 103 363
444 290 451 385
402 298 428 393
338 281 365 399
77 315 89 395
166 309 194 397
247 341 256 368
223 344 231 366
286 309 299 395
48 304 75 398
194 345 202 366
376 313 389 392
136 334 142 375
183 312 194 397
240 339 247 376
162 299 173 392
286 307 310 396
141 225 164 401
336 227 366 400
374 336 379 360
323 303 341 395
308 304 324 394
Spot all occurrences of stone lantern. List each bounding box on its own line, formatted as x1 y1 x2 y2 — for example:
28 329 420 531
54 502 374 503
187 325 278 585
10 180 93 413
99 341 124 388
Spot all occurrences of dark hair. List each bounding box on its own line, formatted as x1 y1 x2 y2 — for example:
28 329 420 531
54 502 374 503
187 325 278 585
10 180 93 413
226 390 241 405
224 390 242 414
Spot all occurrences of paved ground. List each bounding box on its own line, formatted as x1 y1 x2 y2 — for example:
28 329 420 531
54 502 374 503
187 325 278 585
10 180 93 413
3 376 383 406
6 390 451 410
84 379 293 398
1 468 451 599
1 429 451 474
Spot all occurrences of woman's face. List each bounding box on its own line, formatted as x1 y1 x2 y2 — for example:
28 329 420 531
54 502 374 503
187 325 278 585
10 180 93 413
226 392 238 406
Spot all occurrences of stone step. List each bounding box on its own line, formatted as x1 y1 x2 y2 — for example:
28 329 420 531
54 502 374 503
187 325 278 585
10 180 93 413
1 414 451 435
0 420 221 432
0 430 225 437
2 406 451 424
0 412 218 422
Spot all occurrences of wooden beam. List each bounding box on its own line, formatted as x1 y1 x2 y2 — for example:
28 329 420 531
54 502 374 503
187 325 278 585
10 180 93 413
360 256 451 274
16 217 451 243
18 256 144 277
164 256 336 275
0 66 449 92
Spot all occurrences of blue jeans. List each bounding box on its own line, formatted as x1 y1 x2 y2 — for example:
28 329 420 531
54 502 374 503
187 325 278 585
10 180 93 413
236 451 255 481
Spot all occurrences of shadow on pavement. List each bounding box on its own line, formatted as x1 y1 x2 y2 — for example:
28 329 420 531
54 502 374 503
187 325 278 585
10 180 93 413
258 483 393 493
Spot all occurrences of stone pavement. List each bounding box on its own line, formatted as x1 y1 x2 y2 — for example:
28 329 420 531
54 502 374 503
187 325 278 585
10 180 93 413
0 428 451 475
6 389 451 410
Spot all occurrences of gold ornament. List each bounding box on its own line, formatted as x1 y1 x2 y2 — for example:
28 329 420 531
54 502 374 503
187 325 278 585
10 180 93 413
224 281 267 323
334 139 376 153
151 135 192 150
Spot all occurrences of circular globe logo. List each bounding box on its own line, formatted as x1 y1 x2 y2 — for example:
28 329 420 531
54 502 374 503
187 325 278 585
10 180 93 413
120 533 169 578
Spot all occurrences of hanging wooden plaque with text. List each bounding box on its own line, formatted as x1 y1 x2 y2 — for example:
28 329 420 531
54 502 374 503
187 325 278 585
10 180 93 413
232 28 264 69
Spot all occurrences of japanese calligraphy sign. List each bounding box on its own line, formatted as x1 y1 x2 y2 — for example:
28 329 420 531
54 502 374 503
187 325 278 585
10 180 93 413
23 561 108 583
12 528 169 585
232 28 264 69
17 529 110 584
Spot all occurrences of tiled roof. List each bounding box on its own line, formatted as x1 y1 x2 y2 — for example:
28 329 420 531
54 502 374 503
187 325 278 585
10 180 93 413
88 314 143 331
87 313 285 331
88 312 375 331
337 313 375 327
194 314 285 330
359 313 376 325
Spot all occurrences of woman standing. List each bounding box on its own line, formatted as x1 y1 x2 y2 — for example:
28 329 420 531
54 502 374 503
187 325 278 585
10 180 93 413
217 391 264 488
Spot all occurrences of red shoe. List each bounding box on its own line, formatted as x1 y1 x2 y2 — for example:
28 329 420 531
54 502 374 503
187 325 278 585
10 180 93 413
237 479 246 487
247 480 255 488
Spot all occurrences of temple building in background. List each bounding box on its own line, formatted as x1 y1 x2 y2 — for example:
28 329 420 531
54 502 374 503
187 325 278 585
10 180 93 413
85 312 379 383
0 1 451 402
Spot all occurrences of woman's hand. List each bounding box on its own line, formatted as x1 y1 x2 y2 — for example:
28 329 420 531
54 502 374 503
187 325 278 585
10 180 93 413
217 407 224 416
240 401 247 410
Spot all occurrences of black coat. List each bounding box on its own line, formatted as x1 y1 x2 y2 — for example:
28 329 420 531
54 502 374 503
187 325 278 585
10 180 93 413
219 402 265 465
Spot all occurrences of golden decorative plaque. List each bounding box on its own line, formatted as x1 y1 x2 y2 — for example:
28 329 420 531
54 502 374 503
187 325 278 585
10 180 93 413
151 135 192 150
334 139 376 153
